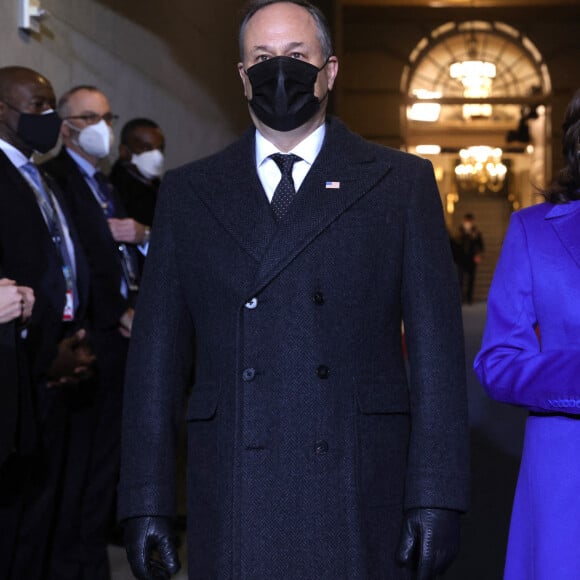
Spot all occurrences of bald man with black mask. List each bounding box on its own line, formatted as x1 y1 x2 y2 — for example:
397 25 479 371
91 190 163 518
0 66 93 580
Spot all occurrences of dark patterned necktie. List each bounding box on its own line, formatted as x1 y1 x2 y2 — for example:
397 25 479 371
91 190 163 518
270 153 301 221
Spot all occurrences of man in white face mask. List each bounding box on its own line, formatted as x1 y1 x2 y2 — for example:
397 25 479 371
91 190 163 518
110 117 165 228
41 85 147 580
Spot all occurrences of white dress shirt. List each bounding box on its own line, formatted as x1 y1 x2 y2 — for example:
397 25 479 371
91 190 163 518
255 123 326 202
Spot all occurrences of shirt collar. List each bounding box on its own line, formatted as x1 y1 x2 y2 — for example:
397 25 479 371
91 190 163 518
255 123 326 169
0 137 33 168
66 146 98 178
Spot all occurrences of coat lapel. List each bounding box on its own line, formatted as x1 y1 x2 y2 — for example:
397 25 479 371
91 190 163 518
251 119 391 294
547 201 580 269
191 120 392 291
192 129 277 263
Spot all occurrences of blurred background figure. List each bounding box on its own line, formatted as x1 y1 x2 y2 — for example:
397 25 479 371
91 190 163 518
453 213 485 304
474 88 580 579
42 84 144 580
110 117 165 229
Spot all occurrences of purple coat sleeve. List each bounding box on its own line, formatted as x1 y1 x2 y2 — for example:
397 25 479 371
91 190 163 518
473 210 580 412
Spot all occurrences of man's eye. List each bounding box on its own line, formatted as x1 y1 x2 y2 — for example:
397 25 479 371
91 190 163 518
290 52 303 59
258 55 270 62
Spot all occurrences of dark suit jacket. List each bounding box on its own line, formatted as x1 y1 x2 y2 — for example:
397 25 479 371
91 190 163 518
42 148 131 331
0 264 19 465
110 160 159 227
119 118 469 579
0 151 90 383
0 302 35 466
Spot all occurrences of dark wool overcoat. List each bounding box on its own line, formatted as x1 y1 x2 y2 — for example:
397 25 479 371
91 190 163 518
118 118 469 580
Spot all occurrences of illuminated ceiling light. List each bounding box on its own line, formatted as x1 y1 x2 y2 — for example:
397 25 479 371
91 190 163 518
450 40 497 119
462 103 493 119
415 145 442 155
454 146 507 193
449 60 496 90
408 89 441 122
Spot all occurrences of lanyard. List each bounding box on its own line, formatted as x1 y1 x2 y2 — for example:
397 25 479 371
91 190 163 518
81 170 139 292
19 166 77 319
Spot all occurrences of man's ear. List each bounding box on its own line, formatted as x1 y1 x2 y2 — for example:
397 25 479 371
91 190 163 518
238 63 251 99
60 120 72 141
118 143 132 161
325 56 339 92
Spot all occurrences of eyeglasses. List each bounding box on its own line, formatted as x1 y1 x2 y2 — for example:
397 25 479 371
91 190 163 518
64 112 119 126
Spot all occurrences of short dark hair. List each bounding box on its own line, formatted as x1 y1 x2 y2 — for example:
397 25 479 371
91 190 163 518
543 88 580 203
239 0 333 61
57 85 101 118
120 118 160 145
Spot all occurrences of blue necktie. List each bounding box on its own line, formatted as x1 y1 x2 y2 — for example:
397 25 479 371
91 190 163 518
89 170 139 293
92 171 116 218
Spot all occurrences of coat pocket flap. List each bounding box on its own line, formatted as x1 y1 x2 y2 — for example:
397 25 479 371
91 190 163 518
186 385 221 420
356 383 410 414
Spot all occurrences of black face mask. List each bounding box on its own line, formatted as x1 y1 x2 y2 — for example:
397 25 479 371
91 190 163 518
246 56 328 132
2 100 62 153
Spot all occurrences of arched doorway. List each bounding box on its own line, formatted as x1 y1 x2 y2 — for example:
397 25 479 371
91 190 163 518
402 20 551 301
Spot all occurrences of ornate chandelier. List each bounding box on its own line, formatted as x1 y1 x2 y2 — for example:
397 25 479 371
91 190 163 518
450 60 496 118
450 30 497 119
454 146 507 193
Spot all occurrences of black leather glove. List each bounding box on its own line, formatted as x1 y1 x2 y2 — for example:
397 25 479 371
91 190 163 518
123 516 181 580
397 508 461 580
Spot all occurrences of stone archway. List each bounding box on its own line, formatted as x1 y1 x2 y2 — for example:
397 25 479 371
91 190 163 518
402 20 551 301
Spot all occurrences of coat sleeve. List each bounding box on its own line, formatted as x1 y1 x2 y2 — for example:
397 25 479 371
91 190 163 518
401 158 469 512
474 212 580 412
117 169 194 520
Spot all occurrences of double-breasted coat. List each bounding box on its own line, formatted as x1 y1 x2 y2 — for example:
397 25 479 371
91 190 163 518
118 118 469 579
474 200 580 579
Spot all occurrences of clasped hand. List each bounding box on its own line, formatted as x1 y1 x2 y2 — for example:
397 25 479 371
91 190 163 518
46 328 96 387
0 278 35 323
108 218 148 245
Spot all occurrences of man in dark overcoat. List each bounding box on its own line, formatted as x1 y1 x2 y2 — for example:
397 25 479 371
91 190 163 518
119 2 469 579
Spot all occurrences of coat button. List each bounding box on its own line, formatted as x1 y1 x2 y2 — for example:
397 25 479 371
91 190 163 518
316 365 329 379
313 291 325 305
242 368 256 381
245 297 258 309
315 440 329 454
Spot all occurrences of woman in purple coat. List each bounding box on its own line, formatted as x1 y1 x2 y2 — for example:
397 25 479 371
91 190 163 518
474 89 580 580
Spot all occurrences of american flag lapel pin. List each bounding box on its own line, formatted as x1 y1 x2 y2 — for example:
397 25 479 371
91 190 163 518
325 181 340 189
